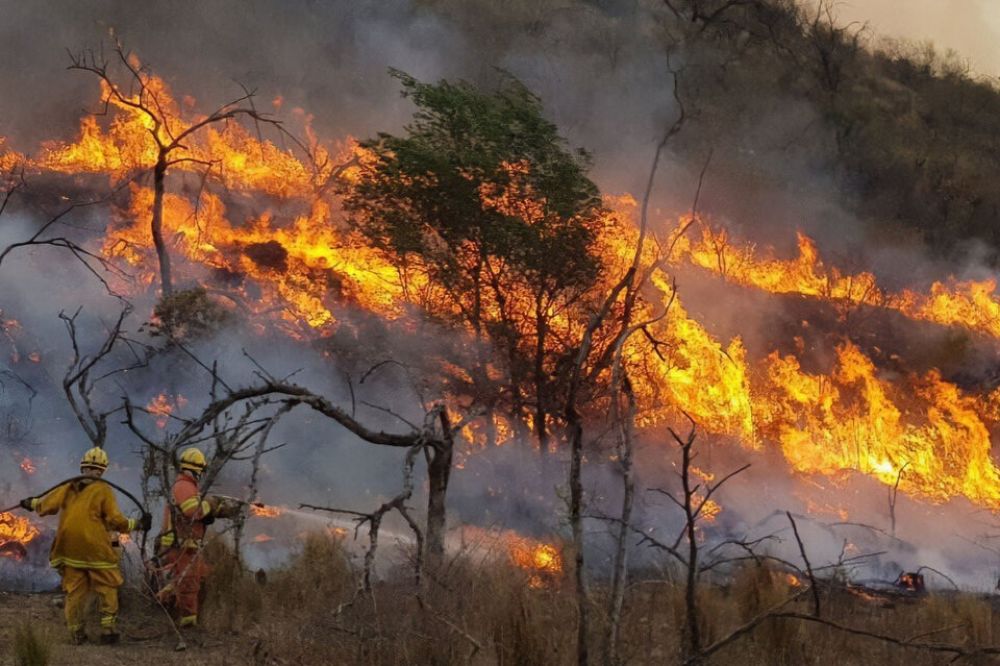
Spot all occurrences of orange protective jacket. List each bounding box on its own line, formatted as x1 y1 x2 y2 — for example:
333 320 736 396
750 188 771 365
160 471 213 550
32 479 136 570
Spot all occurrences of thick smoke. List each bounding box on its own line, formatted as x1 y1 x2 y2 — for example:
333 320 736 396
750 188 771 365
3 0 1000 590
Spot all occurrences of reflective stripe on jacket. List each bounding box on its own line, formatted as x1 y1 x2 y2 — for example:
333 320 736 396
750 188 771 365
33 479 136 570
160 472 212 549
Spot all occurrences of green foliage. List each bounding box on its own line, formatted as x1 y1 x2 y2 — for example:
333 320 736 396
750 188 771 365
146 287 231 342
342 70 609 444
13 622 50 666
343 70 605 304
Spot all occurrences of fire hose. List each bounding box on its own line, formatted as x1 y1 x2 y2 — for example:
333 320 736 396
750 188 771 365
1 476 199 648
2 481 268 648
1 474 152 584
1 475 148 519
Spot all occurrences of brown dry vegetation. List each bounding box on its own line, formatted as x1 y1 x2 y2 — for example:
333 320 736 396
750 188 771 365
3 532 1000 665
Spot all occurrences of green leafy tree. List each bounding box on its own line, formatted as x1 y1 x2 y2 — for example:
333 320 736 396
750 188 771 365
342 70 606 450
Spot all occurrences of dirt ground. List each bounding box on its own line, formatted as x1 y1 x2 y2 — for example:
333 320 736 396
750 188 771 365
0 589 248 666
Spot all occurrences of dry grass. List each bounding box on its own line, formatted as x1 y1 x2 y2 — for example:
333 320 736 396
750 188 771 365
186 534 1000 665
12 621 51 666
6 534 999 665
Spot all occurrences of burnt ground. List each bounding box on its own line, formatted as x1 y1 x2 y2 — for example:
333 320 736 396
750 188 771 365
0 589 246 666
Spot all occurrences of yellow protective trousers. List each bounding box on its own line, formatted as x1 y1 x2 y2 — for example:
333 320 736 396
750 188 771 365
61 566 124 633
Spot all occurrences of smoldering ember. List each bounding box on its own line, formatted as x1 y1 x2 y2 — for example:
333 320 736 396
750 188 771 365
7 2 1000 665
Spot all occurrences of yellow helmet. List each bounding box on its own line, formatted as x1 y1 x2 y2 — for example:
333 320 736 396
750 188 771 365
179 447 207 473
80 447 109 471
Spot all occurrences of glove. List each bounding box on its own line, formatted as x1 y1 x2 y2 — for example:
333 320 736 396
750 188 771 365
19 497 35 511
139 513 153 532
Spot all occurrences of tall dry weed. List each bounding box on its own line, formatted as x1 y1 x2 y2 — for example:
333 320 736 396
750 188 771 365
12 621 50 666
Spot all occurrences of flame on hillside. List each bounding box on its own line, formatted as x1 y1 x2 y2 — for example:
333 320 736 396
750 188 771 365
5 64 1000 519
675 225 1000 341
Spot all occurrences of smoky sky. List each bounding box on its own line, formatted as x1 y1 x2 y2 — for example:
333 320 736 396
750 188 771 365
0 0 974 269
6 0 1000 587
2 0 992 240
0 0 677 194
834 0 1000 75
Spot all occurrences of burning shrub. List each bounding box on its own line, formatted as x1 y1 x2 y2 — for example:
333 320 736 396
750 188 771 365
0 512 40 561
146 287 231 341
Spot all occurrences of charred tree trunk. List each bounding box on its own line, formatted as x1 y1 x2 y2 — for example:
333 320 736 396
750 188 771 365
568 412 589 666
562 267 635 666
151 156 173 297
605 374 636 666
679 428 702 664
425 410 454 568
534 297 550 455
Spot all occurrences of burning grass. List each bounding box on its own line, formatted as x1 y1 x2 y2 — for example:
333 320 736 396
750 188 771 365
9 51 1000 521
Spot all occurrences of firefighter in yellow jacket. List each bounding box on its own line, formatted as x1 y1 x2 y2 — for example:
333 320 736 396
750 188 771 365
19 447 151 644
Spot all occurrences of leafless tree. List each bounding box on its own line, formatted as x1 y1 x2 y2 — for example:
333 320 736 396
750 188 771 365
124 367 466 568
888 462 908 538
805 0 867 95
67 40 296 297
59 305 152 449
0 177 136 295
599 60 703 666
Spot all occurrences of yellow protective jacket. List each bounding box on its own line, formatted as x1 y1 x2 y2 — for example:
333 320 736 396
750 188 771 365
31 479 137 570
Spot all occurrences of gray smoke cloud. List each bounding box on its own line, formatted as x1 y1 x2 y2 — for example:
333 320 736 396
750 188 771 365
3 0 1000 590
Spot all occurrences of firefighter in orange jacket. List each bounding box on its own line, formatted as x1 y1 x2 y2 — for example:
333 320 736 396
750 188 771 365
157 447 218 628
19 447 151 644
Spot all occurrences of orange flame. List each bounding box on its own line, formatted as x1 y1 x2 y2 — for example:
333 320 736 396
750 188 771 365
146 393 188 429
9 59 1000 518
250 504 283 518
19 457 36 475
0 512 40 559
676 223 1000 341
509 537 564 589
